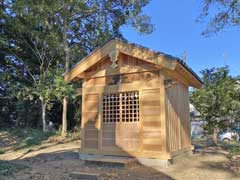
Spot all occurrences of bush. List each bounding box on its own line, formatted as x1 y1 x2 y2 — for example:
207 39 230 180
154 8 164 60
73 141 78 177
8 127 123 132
229 144 240 158
10 128 56 150
221 141 240 159
55 125 81 140
0 149 5 155
67 127 81 140
0 161 29 178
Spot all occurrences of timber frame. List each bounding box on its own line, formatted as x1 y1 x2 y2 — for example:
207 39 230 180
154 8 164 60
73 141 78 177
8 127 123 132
65 38 202 161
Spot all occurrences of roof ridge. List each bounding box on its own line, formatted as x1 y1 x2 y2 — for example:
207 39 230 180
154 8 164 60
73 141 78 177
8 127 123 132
67 36 202 85
110 37 202 84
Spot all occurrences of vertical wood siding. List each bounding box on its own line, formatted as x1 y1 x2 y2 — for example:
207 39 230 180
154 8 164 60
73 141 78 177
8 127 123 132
80 53 191 159
165 83 191 153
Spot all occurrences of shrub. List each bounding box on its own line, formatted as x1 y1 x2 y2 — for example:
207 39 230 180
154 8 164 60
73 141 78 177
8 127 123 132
221 141 240 159
0 161 29 178
11 128 56 150
0 149 5 155
229 144 240 158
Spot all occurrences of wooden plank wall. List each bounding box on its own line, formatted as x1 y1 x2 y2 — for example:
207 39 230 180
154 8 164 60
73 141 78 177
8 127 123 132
84 53 159 79
102 123 116 148
101 123 141 151
81 53 168 158
165 83 191 153
83 94 99 149
141 88 162 152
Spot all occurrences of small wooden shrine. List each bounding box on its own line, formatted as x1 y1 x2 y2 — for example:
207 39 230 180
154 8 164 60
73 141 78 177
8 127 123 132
64 38 202 161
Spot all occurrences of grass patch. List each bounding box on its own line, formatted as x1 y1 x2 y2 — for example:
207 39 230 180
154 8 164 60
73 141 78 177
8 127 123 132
8 128 56 151
220 141 240 158
0 127 79 154
0 160 29 179
66 128 81 141
0 149 5 155
55 126 81 140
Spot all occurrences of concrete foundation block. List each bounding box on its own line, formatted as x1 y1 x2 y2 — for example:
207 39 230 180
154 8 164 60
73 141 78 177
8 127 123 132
137 158 172 168
79 153 104 160
79 153 139 169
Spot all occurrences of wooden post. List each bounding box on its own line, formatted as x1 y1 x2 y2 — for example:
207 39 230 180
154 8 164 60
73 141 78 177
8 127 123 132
159 72 168 154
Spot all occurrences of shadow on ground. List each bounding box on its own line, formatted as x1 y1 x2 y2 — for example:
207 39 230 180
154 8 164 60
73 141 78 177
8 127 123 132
193 145 240 179
3 149 175 180
1 137 240 180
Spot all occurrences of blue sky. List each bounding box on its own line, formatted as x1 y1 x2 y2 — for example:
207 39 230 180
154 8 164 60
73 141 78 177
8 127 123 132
121 0 240 77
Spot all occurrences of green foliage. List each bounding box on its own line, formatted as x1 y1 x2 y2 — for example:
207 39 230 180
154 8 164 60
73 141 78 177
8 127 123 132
0 161 29 178
10 128 55 150
220 141 240 158
33 68 76 103
0 149 5 155
229 143 240 158
0 0 153 130
199 0 240 35
66 127 81 140
191 66 240 131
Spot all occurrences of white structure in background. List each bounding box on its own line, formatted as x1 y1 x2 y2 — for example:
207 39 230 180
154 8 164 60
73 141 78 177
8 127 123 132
190 104 205 138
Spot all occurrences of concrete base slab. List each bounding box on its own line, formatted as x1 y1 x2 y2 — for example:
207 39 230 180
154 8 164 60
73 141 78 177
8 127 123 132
79 153 103 160
137 158 172 168
172 150 193 164
79 153 139 169
79 151 193 169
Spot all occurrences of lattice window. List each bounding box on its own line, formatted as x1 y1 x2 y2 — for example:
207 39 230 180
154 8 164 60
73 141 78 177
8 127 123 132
121 92 139 122
102 91 139 123
103 93 120 123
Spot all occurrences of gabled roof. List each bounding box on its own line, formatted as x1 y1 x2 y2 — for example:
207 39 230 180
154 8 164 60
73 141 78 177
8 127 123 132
64 38 202 88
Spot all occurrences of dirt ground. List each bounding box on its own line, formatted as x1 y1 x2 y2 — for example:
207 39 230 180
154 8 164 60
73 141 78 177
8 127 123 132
0 134 240 180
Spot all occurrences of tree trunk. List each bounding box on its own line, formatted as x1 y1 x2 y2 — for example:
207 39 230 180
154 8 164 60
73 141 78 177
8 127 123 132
40 96 47 132
213 127 218 144
62 96 68 136
61 14 70 136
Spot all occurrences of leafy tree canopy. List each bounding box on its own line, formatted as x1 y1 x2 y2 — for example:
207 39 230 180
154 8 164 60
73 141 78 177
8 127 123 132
0 0 153 130
190 66 240 131
199 0 240 35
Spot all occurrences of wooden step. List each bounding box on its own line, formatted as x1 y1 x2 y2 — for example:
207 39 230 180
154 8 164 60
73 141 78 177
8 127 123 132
83 155 139 168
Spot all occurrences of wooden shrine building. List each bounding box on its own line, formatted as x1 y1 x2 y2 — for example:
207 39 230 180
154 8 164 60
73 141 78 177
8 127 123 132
64 38 202 163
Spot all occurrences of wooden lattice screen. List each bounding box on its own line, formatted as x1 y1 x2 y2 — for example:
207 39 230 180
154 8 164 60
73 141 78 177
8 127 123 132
103 91 139 123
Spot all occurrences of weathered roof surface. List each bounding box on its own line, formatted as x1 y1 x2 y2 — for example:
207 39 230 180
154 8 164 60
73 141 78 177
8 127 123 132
65 37 203 87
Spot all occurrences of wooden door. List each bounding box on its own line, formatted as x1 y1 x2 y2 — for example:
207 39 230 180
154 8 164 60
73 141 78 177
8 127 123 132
102 92 141 153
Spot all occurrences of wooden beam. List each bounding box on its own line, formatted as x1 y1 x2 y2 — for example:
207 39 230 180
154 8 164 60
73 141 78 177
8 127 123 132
176 63 202 88
159 72 167 154
162 69 190 88
79 148 172 160
85 66 160 79
64 40 116 81
64 39 177 81
115 41 177 71
65 39 202 89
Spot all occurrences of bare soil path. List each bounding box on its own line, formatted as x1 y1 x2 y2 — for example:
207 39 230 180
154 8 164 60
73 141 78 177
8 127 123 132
0 136 239 180
160 146 239 180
